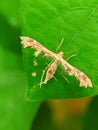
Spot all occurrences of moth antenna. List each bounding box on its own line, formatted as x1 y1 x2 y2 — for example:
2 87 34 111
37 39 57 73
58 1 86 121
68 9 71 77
56 38 64 52
39 66 48 88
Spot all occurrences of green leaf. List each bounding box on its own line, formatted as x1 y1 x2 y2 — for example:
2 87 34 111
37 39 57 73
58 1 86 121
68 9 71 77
83 96 98 130
20 0 98 100
0 16 41 130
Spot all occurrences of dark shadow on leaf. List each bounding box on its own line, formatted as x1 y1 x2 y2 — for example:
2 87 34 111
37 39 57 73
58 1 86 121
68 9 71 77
0 14 21 55
83 96 98 130
31 102 55 130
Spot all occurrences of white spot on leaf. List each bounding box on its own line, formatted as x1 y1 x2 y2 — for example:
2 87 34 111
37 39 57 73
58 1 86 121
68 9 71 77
31 72 37 77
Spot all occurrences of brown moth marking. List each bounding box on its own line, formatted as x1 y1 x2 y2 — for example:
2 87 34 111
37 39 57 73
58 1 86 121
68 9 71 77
20 36 93 88
40 60 58 87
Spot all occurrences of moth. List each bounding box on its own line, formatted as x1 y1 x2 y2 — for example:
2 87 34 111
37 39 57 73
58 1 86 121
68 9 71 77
20 36 93 88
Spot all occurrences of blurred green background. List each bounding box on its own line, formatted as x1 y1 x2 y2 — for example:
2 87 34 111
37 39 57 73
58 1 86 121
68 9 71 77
0 0 98 130
0 0 41 129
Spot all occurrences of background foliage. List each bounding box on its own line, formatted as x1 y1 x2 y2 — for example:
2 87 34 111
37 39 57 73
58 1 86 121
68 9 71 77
0 0 98 130
0 0 41 130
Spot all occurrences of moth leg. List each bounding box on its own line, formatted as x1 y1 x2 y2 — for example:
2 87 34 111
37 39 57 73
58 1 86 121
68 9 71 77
39 60 55 88
39 65 49 88
39 60 58 87
43 60 58 84
45 61 57 81
61 71 69 83
66 54 76 61
57 67 69 83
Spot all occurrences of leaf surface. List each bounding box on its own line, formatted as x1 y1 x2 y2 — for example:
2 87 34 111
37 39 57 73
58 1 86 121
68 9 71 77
21 0 98 100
